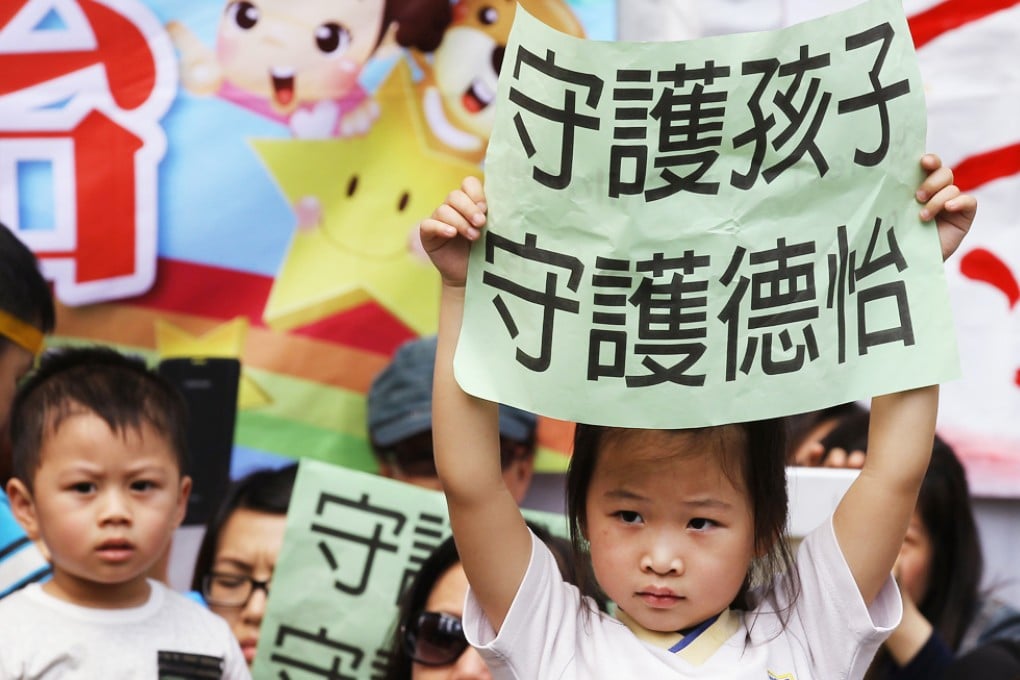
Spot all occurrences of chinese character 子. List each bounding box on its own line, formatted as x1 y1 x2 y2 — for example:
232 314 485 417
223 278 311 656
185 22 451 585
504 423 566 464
837 22 911 167
588 252 713 387
509 47 602 190
719 239 821 381
482 231 583 372
270 624 363 679
731 45 833 189
0 1 174 304
311 492 405 596
827 219 913 362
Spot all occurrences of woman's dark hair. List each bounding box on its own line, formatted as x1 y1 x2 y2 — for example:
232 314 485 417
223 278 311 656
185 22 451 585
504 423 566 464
381 522 605 679
190 463 298 592
822 413 983 652
567 419 796 613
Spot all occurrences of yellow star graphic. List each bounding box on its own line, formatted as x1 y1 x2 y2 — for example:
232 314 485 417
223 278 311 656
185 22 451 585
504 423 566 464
253 59 481 334
155 317 270 410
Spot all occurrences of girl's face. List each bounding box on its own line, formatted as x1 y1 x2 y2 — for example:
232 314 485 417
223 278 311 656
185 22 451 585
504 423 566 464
411 563 492 680
894 511 933 604
215 0 386 113
208 508 288 666
584 429 756 633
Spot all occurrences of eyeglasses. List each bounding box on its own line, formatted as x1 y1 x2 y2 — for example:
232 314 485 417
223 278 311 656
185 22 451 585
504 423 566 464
401 611 469 666
201 572 271 608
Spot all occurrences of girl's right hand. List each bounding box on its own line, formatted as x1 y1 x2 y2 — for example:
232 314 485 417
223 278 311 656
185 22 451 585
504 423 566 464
420 176 487 288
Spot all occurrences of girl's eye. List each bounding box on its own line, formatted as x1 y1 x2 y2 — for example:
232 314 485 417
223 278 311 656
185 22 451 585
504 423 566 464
315 22 351 55
688 517 716 531
616 511 643 525
227 1 259 30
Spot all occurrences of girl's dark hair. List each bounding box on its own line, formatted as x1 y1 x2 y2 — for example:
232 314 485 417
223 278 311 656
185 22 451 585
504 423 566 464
190 463 298 592
382 0 452 51
381 522 605 680
567 419 796 613
10 346 189 489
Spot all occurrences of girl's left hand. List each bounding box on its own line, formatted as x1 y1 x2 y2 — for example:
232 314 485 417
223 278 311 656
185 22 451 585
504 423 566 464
916 154 977 261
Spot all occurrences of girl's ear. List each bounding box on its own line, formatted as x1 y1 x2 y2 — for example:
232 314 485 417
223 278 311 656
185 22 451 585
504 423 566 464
6 478 40 540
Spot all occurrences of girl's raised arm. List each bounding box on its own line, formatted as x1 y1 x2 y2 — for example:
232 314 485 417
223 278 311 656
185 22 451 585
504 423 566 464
832 154 976 605
421 177 533 631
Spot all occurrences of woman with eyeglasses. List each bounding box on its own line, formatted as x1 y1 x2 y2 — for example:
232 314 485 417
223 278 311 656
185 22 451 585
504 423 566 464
382 522 605 680
191 464 298 667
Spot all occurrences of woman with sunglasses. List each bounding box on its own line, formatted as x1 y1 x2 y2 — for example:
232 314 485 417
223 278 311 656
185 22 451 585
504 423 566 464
382 522 605 679
191 463 298 667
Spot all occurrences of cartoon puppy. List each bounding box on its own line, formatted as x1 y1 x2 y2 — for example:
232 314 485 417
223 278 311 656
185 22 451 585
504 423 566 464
168 0 450 138
411 0 584 163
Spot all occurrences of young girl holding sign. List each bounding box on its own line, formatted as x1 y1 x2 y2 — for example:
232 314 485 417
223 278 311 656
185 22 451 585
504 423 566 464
417 154 975 679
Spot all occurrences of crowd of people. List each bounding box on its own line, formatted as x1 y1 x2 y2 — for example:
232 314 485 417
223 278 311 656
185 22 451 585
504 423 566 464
0 150 1017 680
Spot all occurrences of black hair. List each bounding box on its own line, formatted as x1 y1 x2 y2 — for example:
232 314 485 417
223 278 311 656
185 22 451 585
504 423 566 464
10 345 189 489
190 463 298 592
380 522 606 679
566 420 796 614
0 221 55 350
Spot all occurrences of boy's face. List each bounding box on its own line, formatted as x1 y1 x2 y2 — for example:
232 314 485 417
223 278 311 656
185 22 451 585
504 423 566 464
7 411 190 607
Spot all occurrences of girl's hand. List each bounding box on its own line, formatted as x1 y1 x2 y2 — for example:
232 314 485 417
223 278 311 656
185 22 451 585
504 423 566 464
419 176 487 287
916 154 977 261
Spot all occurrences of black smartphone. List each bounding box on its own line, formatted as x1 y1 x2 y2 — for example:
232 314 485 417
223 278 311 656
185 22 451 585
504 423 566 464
157 357 241 526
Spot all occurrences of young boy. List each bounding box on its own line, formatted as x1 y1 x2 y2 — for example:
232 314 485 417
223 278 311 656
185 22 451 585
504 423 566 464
0 221 55 598
0 346 250 679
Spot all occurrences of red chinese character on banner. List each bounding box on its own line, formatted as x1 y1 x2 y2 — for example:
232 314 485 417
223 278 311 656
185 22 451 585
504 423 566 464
0 0 175 303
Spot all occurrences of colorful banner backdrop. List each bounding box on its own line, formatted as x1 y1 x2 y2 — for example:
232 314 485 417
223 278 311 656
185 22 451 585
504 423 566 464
457 0 957 428
0 0 615 477
252 459 568 679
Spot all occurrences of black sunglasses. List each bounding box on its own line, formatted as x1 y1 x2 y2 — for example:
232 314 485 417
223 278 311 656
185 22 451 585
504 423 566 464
401 611 469 666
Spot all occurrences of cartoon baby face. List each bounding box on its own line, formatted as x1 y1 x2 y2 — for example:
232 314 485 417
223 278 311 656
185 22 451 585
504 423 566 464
215 0 386 114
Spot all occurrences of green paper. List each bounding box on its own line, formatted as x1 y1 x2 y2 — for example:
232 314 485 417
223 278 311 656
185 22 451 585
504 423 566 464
252 460 568 678
457 0 958 428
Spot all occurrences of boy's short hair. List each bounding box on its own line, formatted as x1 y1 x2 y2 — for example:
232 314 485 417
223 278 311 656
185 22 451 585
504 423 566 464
10 346 190 488
0 222 55 352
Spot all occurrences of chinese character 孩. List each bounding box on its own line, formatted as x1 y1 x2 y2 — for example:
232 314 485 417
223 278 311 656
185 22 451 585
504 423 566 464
730 44 833 189
508 46 603 190
588 251 712 387
482 231 584 372
395 512 446 605
718 238 821 380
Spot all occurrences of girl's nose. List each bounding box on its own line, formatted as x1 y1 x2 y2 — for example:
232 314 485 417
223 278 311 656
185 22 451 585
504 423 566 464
640 539 684 576
450 646 492 680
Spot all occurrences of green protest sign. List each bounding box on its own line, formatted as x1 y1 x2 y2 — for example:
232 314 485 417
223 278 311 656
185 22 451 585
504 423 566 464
252 459 567 679
456 0 959 428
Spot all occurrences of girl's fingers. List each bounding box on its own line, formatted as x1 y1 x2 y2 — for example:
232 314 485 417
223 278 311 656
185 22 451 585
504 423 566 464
461 176 486 207
824 447 849 468
920 183 960 221
846 450 867 469
916 165 953 204
919 152 941 173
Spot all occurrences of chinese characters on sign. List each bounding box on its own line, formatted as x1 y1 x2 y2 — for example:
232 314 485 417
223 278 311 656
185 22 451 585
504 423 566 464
254 460 567 679
0 0 175 304
457 0 959 428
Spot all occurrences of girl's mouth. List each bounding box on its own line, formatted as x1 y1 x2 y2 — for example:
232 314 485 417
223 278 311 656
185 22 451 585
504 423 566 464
270 67 295 106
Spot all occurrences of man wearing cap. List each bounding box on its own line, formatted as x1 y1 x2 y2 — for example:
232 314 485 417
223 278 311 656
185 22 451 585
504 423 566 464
0 222 55 599
368 335 537 502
